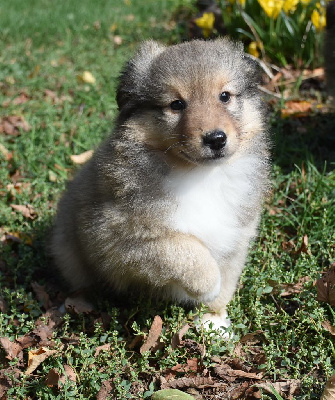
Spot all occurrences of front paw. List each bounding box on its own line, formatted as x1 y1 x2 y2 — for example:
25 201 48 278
196 310 232 339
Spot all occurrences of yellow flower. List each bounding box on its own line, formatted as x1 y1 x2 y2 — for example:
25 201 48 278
228 0 246 7
248 41 260 58
194 12 215 38
258 0 284 19
311 4 326 31
283 0 299 13
300 0 312 5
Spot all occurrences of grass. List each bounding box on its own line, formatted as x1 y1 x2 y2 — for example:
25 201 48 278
0 0 334 399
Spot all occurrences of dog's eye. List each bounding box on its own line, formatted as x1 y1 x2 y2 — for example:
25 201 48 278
170 100 186 111
220 92 231 103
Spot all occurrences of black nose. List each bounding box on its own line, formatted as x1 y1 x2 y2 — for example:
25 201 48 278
203 130 227 151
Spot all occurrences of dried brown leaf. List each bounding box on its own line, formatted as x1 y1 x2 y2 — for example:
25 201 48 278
322 320 335 336
0 116 31 136
59 365 76 386
228 381 249 399
26 347 57 375
70 149 93 164
292 235 309 256
16 333 38 350
321 374 335 400
279 276 310 297
10 203 37 220
13 92 30 105
33 324 54 345
281 100 312 117
0 337 22 360
161 376 214 390
37 308 64 329
94 343 111 357
257 379 300 398
140 315 163 354
31 282 52 310
240 330 264 344
316 266 335 306
97 379 116 400
0 368 20 396
214 364 263 382
45 368 60 387
171 323 190 349
171 358 199 374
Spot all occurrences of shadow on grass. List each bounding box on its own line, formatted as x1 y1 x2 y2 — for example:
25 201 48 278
272 111 335 172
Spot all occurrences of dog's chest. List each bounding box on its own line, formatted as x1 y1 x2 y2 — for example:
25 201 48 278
164 161 257 258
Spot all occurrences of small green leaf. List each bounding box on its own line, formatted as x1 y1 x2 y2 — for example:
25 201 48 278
152 389 195 400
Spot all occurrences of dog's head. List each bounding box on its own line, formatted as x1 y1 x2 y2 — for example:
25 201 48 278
116 39 266 166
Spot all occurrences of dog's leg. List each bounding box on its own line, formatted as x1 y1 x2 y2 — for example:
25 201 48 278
200 245 249 333
109 232 222 303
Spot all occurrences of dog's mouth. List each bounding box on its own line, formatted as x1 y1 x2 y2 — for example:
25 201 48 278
180 150 225 164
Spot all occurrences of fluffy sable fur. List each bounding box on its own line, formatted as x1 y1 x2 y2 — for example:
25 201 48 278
51 38 270 329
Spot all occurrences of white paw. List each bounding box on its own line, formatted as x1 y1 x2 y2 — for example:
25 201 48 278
195 311 232 339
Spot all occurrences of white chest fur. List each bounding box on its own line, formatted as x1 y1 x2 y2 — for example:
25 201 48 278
164 156 262 259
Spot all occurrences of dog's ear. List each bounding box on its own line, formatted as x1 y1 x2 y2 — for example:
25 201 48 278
116 41 166 111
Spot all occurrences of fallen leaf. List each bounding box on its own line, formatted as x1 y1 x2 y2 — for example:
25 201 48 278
279 276 310 297
228 381 249 399
257 379 300 398
214 364 263 382
59 365 76 386
65 295 94 314
26 347 56 375
94 343 111 356
322 321 335 336
45 365 76 388
281 100 312 117
31 282 52 310
0 337 22 360
0 368 20 396
316 266 335 306
0 116 31 136
33 324 54 345
10 203 37 220
292 235 309 256
171 323 190 349
77 71 96 84
171 358 199 374
0 231 34 246
16 333 38 350
140 315 163 354
70 149 93 164
321 374 335 399
161 376 214 390
240 330 263 344
97 379 115 400
13 92 30 105
37 308 64 329
45 368 60 387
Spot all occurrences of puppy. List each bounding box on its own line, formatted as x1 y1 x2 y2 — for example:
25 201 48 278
51 38 270 330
